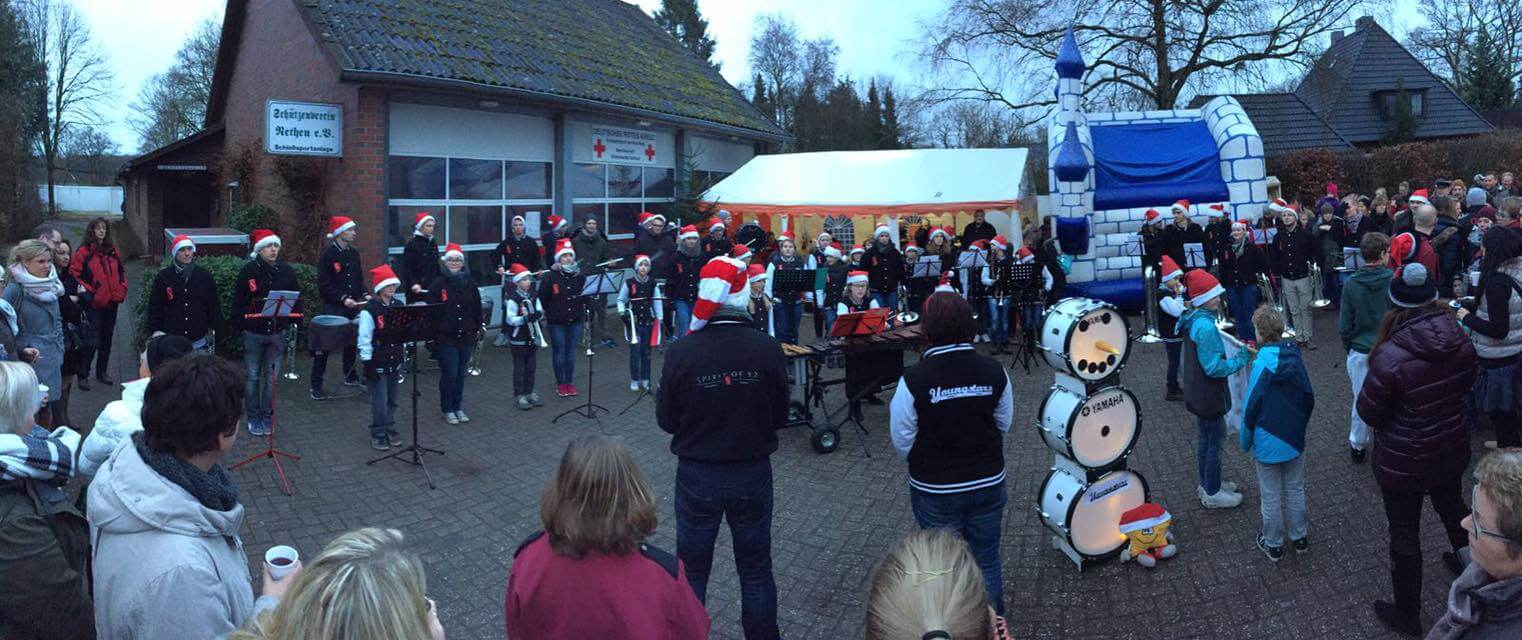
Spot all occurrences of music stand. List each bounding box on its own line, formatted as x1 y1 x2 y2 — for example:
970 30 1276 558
1183 242 1207 269
913 255 942 278
367 302 445 489
773 269 813 301
830 307 891 337
231 292 302 496
555 271 623 424
957 250 988 270
1007 262 1043 373
824 308 894 452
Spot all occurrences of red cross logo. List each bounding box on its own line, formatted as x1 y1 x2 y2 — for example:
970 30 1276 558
644 144 656 161
593 139 606 158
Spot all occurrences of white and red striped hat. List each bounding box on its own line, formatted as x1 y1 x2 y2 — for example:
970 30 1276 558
553 238 575 261
1144 209 1164 226
370 264 400 294
1160 255 1183 283
634 253 652 269
690 257 749 332
170 234 196 256
846 270 869 286
413 211 436 231
678 224 700 241
328 215 356 237
250 229 280 257
1184 269 1224 307
708 217 726 234
638 211 665 227
747 263 768 283
508 263 534 283
1408 189 1431 207
730 244 753 262
443 243 465 261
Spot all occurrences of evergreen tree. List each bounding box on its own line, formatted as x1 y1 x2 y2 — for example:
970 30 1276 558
0 0 46 237
882 86 902 149
822 78 864 150
750 73 774 124
653 0 718 69
865 79 884 149
1382 78 1419 145
1459 29 1516 111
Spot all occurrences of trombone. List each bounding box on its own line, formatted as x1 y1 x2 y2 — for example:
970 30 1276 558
1136 265 1164 344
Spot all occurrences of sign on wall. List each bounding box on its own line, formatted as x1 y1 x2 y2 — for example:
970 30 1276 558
572 122 673 167
265 100 343 157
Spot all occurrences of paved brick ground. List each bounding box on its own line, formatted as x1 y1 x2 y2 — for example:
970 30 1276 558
69 266 1485 639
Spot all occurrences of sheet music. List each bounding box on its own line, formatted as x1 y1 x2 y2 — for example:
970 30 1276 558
1342 247 1365 271
259 290 300 317
1183 243 1206 269
912 256 941 278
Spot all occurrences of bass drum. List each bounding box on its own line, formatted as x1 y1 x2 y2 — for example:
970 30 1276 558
1039 298 1131 382
1038 468 1149 558
1037 385 1141 470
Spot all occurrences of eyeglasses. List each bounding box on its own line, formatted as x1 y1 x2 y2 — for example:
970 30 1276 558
1470 486 1522 547
443 257 464 264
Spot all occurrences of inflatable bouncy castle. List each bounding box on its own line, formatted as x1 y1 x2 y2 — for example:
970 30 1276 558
1048 27 1269 309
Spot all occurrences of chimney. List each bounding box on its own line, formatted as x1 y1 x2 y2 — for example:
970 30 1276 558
1330 29 1344 45
1355 15 1374 30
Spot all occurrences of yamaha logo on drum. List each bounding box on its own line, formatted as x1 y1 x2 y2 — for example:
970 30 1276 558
1081 393 1126 417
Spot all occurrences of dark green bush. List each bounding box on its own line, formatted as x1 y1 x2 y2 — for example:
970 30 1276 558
131 255 320 357
225 203 278 235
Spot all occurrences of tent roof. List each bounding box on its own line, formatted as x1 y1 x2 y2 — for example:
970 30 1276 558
700 148 1028 216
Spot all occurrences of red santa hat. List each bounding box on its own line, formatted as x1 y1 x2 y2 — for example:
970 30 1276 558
777 231 796 247
690 257 749 332
1015 246 1034 263
850 244 865 256
708 217 726 234
442 242 465 262
968 239 988 252
1267 198 1294 216
1170 199 1192 215
934 272 958 294
1159 255 1183 284
1117 503 1171 534
730 244 753 262
508 263 534 283
328 215 356 237
823 243 843 260
929 226 951 242
990 235 1010 252
846 270 870 286
633 253 652 270
250 229 280 256
1231 219 1251 231
553 238 575 261
1207 203 1228 217
1183 268 1224 307
873 222 891 238
413 211 436 232
1144 209 1165 226
1389 232 1417 267
817 230 833 244
637 211 656 227
678 224 700 241
904 242 922 255
1408 189 1431 207
547 214 568 231
170 234 196 256
747 263 768 283
369 264 400 294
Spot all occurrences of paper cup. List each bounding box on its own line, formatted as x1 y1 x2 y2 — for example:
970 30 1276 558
1471 271 1481 288
264 545 299 580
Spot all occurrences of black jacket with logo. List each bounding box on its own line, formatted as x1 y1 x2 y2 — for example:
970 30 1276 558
400 235 440 294
861 244 903 293
229 257 299 334
896 343 1010 490
1272 224 1316 280
663 247 707 303
538 268 586 325
317 240 366 315
657 313 787 462
428 273 483 341
145 263 221 341
496 233 542 272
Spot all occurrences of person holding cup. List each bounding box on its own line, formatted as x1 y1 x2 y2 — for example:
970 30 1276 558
232 528 445 640
1456 226 1522 450
89 354 299 639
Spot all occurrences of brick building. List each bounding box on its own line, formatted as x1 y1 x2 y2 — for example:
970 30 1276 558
121 0 784 287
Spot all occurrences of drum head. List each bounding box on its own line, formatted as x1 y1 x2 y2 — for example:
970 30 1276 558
1062 301 1130 381
312 314 352 327
1069 470 1149 557
1068 387 1140 469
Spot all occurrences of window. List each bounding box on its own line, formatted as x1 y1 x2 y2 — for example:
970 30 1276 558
571 161 677 240
823 216 855 248
1375 89 1426 120
387 155 553 281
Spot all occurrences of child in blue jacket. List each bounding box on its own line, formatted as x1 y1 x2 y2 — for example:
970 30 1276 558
1240 305 1316 562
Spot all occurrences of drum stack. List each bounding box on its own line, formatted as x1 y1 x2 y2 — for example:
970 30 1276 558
1035 297 1150 570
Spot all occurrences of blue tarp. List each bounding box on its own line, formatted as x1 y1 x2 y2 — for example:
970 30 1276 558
1090 121 1230 211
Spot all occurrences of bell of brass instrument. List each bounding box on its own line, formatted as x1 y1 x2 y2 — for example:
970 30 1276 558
1309 261 1333 309
282 325 300 380
1136 265 1164 344
528 315 550 349
1259 272 1297 338
467 300 491 376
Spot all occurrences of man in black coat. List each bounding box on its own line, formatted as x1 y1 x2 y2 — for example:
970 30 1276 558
145 234 221 351
495 214 542 273
1162 201 1207 271
230 230 300 436
960 210 996 247
657 257 785 639
400 211 440 297
310 216 368 398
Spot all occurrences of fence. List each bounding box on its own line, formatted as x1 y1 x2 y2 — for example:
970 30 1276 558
36 184 123 214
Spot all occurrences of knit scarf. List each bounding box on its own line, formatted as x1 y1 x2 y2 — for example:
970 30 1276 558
1232 236 1248 258
7 263 64 303
1427 552 1522 640
0 425 78 485
173 258 196 283
133 432 239 511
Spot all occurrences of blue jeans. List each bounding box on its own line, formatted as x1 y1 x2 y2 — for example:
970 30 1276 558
547 323 581 385
773 301 802 344
987 296 1012 344
1225 285 1260 342
1197 415 1225 495
628 325 652 381
676 458 779 640
367 369 399 440
241 331 282 422
1018 301 1044 335
1165 341 1181 391
435 339 471 413
872 290 897 311
910 482 1007 615
673 300 694 341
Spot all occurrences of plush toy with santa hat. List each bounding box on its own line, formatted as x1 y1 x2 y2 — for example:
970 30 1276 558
1117 502 1178 568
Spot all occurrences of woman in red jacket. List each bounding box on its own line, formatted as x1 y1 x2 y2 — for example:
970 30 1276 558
1356 262 1478 636
505 435 710 639
71 218 126 385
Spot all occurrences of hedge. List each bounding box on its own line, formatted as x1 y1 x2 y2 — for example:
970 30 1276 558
131 255 320 357
1271 131 1522 202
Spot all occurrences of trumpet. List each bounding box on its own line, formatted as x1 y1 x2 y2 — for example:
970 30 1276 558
1309 260 1333 309
1136 265 1164 344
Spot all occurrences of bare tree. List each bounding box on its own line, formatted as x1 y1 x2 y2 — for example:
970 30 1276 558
28 0 114 214
748 14 800 129
1405 0 1522 97
131 17 220 151
60 124 116 183
921 0 1365 117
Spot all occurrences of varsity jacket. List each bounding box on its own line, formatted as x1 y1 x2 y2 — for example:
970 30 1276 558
663 247 707 303
229 257 299 334
503 288 543 349
860 243 903 293
816 260 850 309
496 233 542 272
427 272 484 341
657 312 787 462
1272 224 1316 280
400 234 440 294
701 234 732 261
316 240 365 315
837 296 879 316
764 253 807 302
632 229 675 279
144 262 220 343
617 276 664 328
538 268 586 325
1178 307 1250 418
357 297 404 374
889 343 1014 493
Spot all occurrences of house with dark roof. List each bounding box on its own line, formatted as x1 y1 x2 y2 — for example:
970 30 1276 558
1189 16 1493 158
120 0 784 266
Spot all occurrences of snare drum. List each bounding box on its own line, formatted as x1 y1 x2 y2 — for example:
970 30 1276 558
1038 467 1149 558
1038 385 1140 469
307 314 357 353
1040 298 1131 381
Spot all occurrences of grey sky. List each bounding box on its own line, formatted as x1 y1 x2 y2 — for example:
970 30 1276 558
82 0 1423 155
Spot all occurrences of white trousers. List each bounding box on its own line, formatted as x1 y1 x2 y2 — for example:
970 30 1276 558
1347 350 1370 450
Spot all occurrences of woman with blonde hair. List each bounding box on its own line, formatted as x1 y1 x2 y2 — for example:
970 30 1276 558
3 240 65 422
505 435 709 639
865 529 1010 640
232 527 444 640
